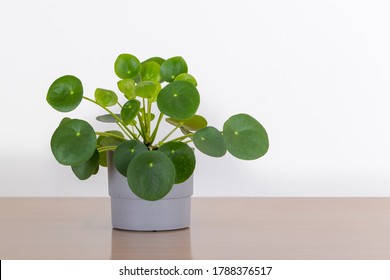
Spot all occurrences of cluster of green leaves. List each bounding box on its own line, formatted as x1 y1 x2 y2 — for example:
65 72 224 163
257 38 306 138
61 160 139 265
46 54 269 201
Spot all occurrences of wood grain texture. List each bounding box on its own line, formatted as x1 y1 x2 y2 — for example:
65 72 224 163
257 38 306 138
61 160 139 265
0 197 389 259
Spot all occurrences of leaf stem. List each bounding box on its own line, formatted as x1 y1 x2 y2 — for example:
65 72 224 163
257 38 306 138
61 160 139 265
159 123 181 145
137 113 146 141
83 96 137 139
96 132 126 140
132 123 142 136
83 96 122 122
146 99 152 141
169 133 194 142
150 112 164 144
97 146 117 152
142 98 147 125
117 122 134 139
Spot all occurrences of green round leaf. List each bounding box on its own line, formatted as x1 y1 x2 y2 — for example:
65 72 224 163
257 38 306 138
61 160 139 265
127 151 175 201
117 79 136 99
59 117 72 126
46 75 83 112
142 57 165 83
96 114 121 123
99 151 107 167
174 73 197 87
140 61 161 82
223 113 269 160
165 118 180 127
193 126 226 157
166 115 207 131
182 115 207 130
114 54 141 79
180 127 192 137
134 81 161 100
159 142 195 184
51 119 97 166
94 88 118 107
93 164 99 175
157 81 200 120
71 150 100 180
133 74 141 84
113 140 147 176
97 130 125 148
128 119 138 126
143 57 165 65
160 56 188 82
121 99 141 125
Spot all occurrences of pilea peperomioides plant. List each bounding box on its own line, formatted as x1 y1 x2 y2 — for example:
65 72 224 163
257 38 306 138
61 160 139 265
47 54 269 201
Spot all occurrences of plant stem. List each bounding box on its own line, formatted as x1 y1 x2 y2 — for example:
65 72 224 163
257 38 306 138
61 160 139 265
159 123 181 144
142 98 147 125
150 112 164 144
169 133 194 142
131 124 142 138
96 132 126 140
122 125 137 140
117 122 134 139
97 146 117 152
83 96 137 139
146 99 152 141
183 139 193 144
83 96 121 122
137 113 146 142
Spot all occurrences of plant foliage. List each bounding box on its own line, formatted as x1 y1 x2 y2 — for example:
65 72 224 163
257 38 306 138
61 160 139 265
46 54 269 201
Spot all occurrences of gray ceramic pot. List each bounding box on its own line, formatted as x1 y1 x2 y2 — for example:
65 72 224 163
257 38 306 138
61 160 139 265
107 152 193 231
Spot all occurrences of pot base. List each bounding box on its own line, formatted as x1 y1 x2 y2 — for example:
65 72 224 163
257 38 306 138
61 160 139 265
107 151 194 231
110 196 191 231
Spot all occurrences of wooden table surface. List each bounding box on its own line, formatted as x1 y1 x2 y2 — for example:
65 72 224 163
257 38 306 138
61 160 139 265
0 198 389 260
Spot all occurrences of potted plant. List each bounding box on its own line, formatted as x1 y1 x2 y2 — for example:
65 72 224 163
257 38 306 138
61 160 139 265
46 54 269 231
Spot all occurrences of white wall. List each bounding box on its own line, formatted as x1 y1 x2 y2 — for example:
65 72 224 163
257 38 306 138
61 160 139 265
1 0 390 197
